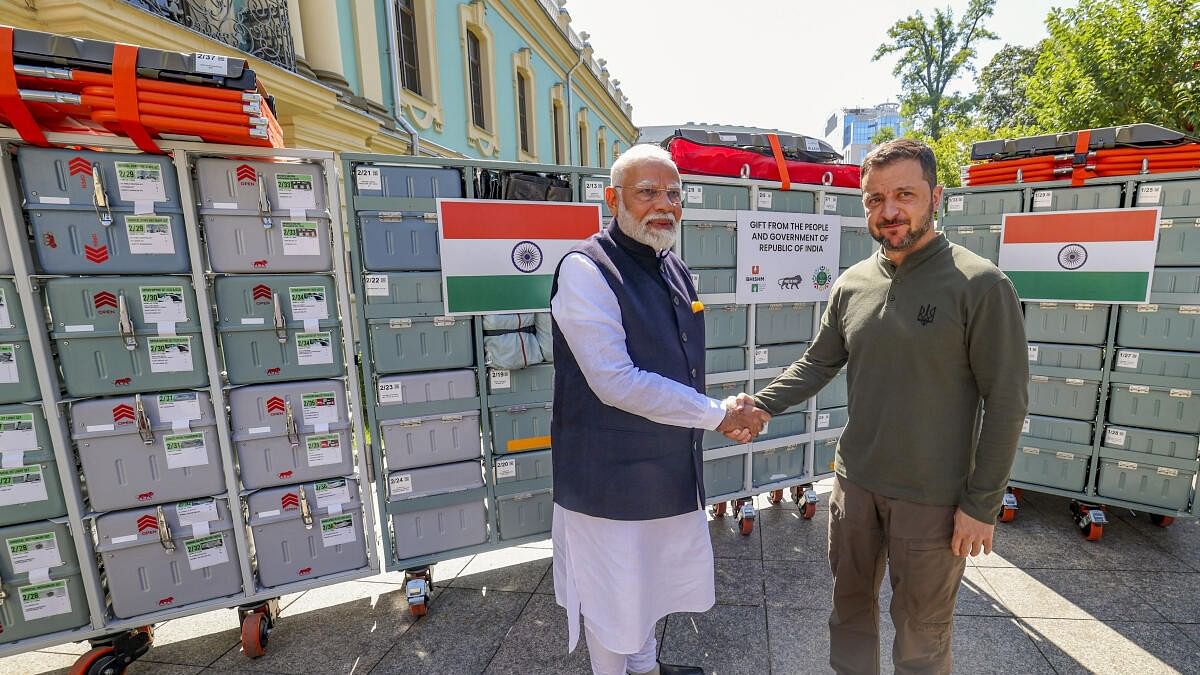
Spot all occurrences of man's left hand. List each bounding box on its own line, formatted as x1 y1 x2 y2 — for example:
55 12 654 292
951 508 994 557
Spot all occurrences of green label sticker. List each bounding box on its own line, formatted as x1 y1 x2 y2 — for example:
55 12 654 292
319 514 356 548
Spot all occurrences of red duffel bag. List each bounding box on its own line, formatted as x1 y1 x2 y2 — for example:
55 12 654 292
666 135 861 188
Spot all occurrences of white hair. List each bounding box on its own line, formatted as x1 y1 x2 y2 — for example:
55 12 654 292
610 144 677 187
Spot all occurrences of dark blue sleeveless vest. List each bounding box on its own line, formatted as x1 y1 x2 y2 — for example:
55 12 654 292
550 224 708 520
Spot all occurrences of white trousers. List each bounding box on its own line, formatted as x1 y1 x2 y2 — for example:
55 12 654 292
586 621 657 675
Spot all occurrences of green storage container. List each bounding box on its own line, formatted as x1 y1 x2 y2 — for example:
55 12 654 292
1115 305 1200 352
682 183 749 210
1027 376 1100 421
1107 384 1200 434
1096 449 1195 511
1024 302 1110 345
369 315 474 374
1010 440 1091 491
703 454 744 498
752 443 805 487
755 303 814 345
681 222 736 268
0 520 89 644
704 304 747 349
941 190 1022 227
0 280 39 404
1102 425 1198 460
0 404 64 526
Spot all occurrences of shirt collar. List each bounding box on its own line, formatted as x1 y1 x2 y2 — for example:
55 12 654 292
609 220 668 261
875 231 949 278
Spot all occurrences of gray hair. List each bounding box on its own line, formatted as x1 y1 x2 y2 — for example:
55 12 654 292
610 144 678 187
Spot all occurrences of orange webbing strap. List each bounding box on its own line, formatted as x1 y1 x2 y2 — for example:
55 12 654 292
0 27 48 146
766 133 791 190
112 44 163 154
1070 129 1092 186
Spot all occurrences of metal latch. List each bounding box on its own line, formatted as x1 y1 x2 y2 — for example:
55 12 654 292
118 293 137 351
272 293 287 343
135 394 154 445
284 400 300 447
257 171 272 228
0 571 6 604
92 164 113 226
299 488 313 528
157 505 175 552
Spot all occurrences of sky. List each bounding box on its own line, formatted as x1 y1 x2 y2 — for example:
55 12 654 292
565 0 1078 137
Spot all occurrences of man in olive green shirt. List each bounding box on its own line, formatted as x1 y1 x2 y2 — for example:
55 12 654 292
746 139 1028 674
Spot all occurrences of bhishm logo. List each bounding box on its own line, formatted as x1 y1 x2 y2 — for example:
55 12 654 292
812 266 833 291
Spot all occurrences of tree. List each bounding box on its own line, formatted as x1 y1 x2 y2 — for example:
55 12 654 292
975 43 1043 132
873 0 998 140
1026 0 1200 133
870 126 897 145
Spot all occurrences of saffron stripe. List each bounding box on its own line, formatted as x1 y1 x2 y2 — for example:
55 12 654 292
440 199 602 240
1001 208 1159 244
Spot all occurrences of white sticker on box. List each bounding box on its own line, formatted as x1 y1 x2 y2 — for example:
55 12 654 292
7 532 63 574
171 419 189 432
354 166 382 191
1 450 21 468
757 191 773 209
805 137 821 152
157 392 200 422
1105 428 1127 447
63 325 93 333
0 412 36 452
156 322 176 337
281 221 321 257
163 431 208 469
38 196 69 205
326 503 342 515
0 344 17 384
496 459 517 479
0 465 46 506
212 201 237 210
314 478 350 508
295 331 334 366
365 275 389 296
288 286 329 321
109 534 138 544
134 200 154 216
754 348 768 366
148 336 193 373
817 413 831 429
1027 345 1039 361
289 208 309 220
275 173 317 209
28 568 50 584
185 533 229 571
194 52 230 76
19 580 71 621
241 317 265 325
125 215 175 255
947 195 964 212
1116 351 1140 369
1157 466 1179 477
490 369 511 390
1138 184 1162 204
140 285 187 323
85 424 115 433
0 288 11 329
377 380 403 404
190 521 210 538
685 185 703 204
257 509 280 518
1032 190 1053 208
320 514 356 547
584 180 604 201
248 426 271 435
114 161 167 203
305 433 342 466
388 473 413 496
302 392 339 425
176 498 219 526
822 194 838 212
1022 417 1030 433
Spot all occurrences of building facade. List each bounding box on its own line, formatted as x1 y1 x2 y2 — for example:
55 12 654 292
0 0 637 161
823 102 904 165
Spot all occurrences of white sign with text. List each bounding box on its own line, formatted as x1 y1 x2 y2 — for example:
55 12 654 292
735 211 841 304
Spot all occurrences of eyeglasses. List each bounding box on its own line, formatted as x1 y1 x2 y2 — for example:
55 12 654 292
613 185 684 204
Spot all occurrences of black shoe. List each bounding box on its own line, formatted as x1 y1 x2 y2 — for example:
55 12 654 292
657 662 704 675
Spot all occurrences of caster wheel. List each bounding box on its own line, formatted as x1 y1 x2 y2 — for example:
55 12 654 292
739 517 754 536
1150 514 1175 528
768 489 783 505
1011 487 1023 501
1084 522 1104 541
70 647 121 675
409 601 428 617
998 506 1017 523
801 502 817 520
241 611 269 659
710 501 727 517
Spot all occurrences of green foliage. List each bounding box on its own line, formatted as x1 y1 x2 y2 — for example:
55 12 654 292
909 122 1041 188
874 0 997 140
1026 0 1200 133
976 44 1043 132
870 126 897 145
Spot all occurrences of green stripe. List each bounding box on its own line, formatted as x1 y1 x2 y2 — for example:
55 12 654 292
445 274 554 313
1005 271 1150 302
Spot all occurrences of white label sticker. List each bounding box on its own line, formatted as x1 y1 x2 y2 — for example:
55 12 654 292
0 413 37 451
320 514 356 547
148 336 193 373
1116 350 1140 369
1129 385 1150 394
288 286 329 321
275 173 317 210
139 285 187 324
248 426 271 435
947 195 965 212
805 137 821 152
0 288 11 329
432 316 456 327
365 274 389 297
0 344 17 384
496 458 517 479
295 332 334 366
38 196 70 205
125 215 175 255
7 532 62 574
157 392 201 423
1055 451 1075 460
377 380 403 404
817 412 831 429
163 431 208 469
1136 304 1159 313
1157 466 1179 477
1105 428 1127 447
490 369 511 390
1118 460 1139 470
301 392 339 425
114 162 167 203
389 318 413 329
0 465 47 506
822 194 838 212
176 498 219 526
355 166 382 191
1023 447 1040 455
757 191 773 209
305 433 343 467
388 473 413 496
184 533 229 570
194 52 230 76
1027 345 1039 361
685 185 703 204
1138 184 1162 205
1022 417 1030 433
19 580 71 621
584 180 604 201
1032 190 1053 208
754 347 768 365
281 221 321 257
314 478 350 508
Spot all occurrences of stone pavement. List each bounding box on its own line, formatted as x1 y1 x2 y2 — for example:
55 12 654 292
3 480 1199 675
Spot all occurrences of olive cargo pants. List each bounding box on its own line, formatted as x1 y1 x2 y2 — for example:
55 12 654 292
827 476 966 675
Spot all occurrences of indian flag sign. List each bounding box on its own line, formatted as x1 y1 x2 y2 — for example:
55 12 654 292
437 199 602 314
998 207 1161 303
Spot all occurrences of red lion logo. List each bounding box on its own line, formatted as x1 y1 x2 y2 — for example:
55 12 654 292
136 491 154 501
266 367 281 376
158 597 175 606
297 567 312 576
252 259 268 268
278 470 293 479
113 377 132 386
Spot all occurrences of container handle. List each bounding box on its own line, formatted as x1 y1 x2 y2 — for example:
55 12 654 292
272 293 287 343
92 164 113 226
157 505 175 552
118 293 137 351
299 487 313 528
257 171 273 228
135 394 154 445
285 400 300 447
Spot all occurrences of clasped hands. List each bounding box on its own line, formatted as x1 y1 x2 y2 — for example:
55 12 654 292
716 392 772 443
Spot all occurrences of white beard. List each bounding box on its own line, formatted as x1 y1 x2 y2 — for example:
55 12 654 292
616 202 678 252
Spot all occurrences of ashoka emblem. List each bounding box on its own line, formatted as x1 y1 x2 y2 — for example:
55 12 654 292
511 241 543 273
1058 244 1088 270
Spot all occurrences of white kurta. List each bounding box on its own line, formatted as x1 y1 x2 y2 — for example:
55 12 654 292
551 251 725 654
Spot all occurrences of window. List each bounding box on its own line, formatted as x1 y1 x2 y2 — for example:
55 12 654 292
396 0 421 95
467 31 486 129
612 142 620 163
552 102 565 164
578 122 588 166
597 137 605 168
517 72 530 154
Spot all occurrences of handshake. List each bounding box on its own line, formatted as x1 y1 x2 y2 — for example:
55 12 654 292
716 393 772 443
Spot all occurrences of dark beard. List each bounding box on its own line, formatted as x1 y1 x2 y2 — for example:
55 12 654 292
873 211 933 251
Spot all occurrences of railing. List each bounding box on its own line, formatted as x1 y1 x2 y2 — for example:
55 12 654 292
126 0 296 72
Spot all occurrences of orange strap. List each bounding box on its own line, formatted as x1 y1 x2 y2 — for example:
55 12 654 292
112 44 163 153
766 133 791 190
0 27 48 146
1070 129 1091 186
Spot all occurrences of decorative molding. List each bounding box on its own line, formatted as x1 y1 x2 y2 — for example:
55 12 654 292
549 83 567 164
398 0 444 133
512 48 538 163
576 106 590 166
459 1 500 157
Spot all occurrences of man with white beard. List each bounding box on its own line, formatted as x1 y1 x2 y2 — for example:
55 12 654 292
549 144 764 675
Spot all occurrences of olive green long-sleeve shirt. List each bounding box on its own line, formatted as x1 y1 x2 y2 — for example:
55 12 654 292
754 233 1028 523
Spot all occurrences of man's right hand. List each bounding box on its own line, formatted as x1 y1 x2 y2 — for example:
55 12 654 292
716 394 772 443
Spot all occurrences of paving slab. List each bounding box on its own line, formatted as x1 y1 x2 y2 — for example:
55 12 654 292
480 594 594 675
1114 513 1200 573
714 556 764 607
0 651 204 675
979 567 1163 621
949 616 1053 674
449 546 553 593
1126 571 1200 623
758 505 828 562
658 605 769 675
365 553 474 586
1024 618 1200 675
707 509 763 560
